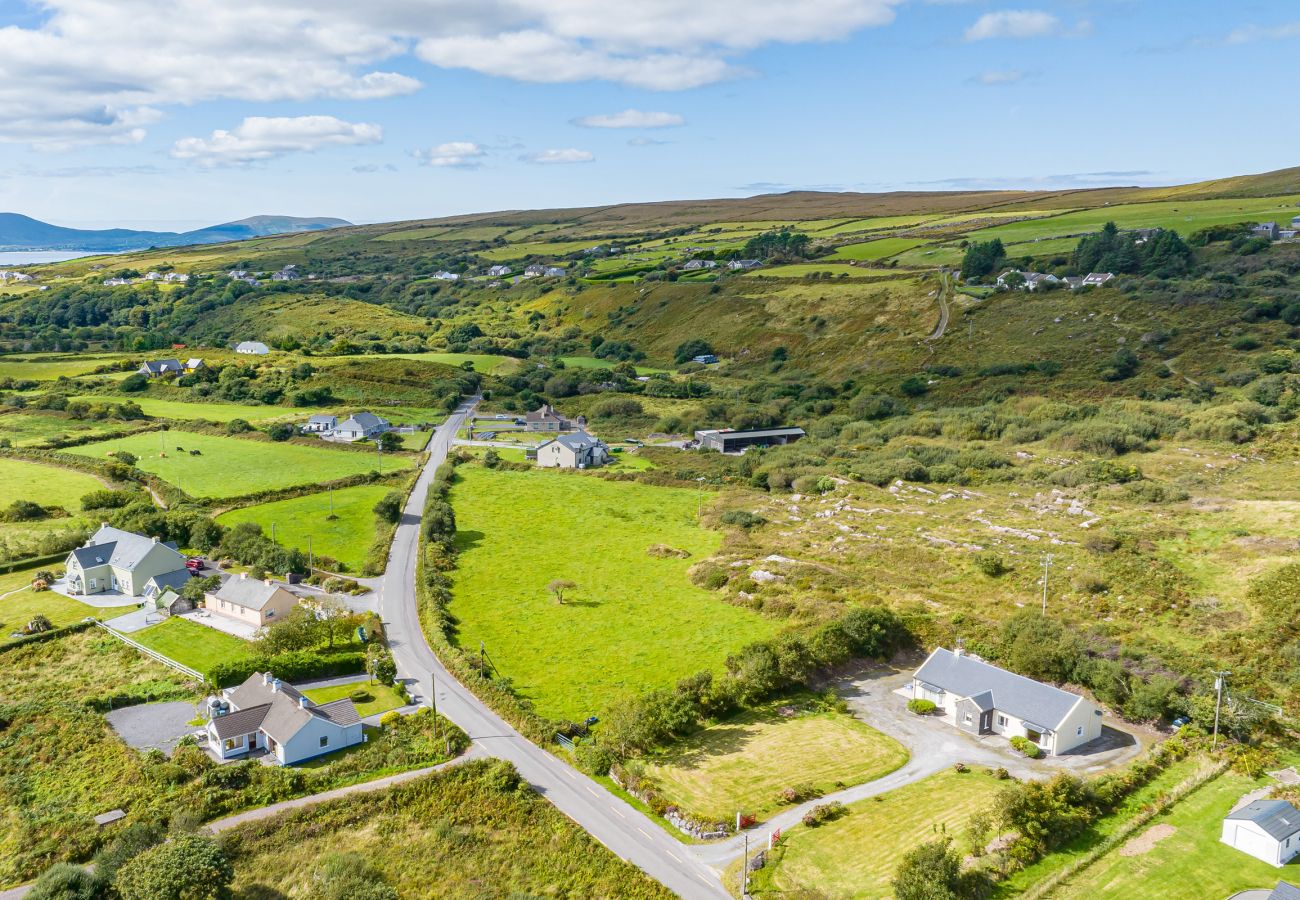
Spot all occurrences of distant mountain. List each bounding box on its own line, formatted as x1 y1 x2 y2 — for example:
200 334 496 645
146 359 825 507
0 213 352 252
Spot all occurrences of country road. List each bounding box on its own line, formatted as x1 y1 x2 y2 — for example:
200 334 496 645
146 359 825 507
378 397 730 900
925 269 952 341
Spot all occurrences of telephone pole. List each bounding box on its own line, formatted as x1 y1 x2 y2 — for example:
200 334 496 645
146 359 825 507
1041 553 1053 615
1211 670 1231 750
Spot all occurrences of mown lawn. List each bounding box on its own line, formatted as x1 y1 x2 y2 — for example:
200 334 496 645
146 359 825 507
132 616 254 672
0 456 106 511
645 703 907 822
755 769 1004 898
70 394 294 423
1051 769 1287 900
303 680 406 717
225 759 673 899
68 432 412 498
446 465 778 721
217 484 395 572
0 568 135 642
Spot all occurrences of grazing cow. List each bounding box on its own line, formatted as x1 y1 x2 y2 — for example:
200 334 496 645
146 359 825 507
190 450 201 456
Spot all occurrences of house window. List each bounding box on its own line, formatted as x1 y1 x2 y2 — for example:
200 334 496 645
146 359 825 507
963 713 973 725
224 738 236 750
997 715 1008 727
319 736 329 748
1077 726 1083 736
266 610 275 618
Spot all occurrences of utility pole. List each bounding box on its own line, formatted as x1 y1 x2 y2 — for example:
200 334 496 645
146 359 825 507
307 535 313 572
329 487 334 515
480 640 486 676
1041 553 1053 615
271 521 276 543
741 831 749 899
1212 670 1231 750
429 673 438 737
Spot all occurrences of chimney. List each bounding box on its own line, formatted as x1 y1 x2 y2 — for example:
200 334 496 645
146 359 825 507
954 638 966 658
261 672 271 686
264 579 274 587
271 678 281 693
152 536 160 543
298 696 311 709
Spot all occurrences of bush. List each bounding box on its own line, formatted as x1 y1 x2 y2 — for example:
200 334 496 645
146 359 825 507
1010 735 1042 758
114 833 233 900
720 509 766 529
25 864 106 900
801 801 846 827
973 553 1008 577
226 418 252 434
590 397 644 419
266 423 294 441
80 489 131 511
349 689 373 703
372 491 403 524
907 698 936 715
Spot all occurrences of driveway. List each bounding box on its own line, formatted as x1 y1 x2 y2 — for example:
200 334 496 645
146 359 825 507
178 608 259 639
839 665 1145 779
106 700 202 754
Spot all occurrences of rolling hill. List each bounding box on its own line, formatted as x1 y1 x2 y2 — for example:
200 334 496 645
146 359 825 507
0 213 351 252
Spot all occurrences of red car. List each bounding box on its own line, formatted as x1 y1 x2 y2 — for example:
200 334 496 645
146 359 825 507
185 557 205 573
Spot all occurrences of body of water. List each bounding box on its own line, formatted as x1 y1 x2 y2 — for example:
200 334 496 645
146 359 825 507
0 250 114 265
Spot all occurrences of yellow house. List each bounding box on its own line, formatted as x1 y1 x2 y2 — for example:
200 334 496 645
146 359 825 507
206 575 299 629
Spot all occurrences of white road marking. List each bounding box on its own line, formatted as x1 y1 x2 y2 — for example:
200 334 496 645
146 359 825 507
585 785 600 797
636 826 653 839
611 806 626 819
666 850 683 863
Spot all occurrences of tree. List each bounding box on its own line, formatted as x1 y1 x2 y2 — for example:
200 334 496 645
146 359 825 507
674 338 715 365
180 574 220 603
547 578 576 604
312 853 398 900
26 864 106 900
893 836 989 899
114 834 233 900
377 431 403 452
311 594 360 650
373 491 402 524
119 373 148 393
266 423 294 441
960 239 1006 280
366 643 397 684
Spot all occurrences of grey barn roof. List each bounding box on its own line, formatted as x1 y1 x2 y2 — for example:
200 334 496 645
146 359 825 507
701 427 807 441
914 648 1086 732
1227 800 1300 841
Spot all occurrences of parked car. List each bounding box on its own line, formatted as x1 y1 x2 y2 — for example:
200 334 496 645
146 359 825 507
185 557 205 572
1171 715 1191 730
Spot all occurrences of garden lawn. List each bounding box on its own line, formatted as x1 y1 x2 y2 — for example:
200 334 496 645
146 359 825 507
132 616 254 673
0 456 106 511
1050 770 1284 900
303 680 405 717
644 704 907 822
758 769 1003 898
217 484 394 572
447 465 777 721
0 570 135 642
68 432 412 498
398 429 431 450
70 395 293 423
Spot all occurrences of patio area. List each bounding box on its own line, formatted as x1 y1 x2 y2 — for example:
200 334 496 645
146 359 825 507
47 578 147 608
178 607 260 639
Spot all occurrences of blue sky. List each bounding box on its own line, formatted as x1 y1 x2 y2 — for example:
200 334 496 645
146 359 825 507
0 0 1297 230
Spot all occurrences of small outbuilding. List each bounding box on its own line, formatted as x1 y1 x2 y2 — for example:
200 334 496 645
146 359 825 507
1222 800 1300 867
695 426 805 454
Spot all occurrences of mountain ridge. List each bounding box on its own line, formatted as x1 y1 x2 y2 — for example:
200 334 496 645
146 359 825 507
0 213 352 252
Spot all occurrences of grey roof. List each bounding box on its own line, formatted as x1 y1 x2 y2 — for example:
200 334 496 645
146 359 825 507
526 404 566 423
547 430 602 451
701 427 807 441
1227 800 1300 841
314 699 361 726
308 414 337 425
235 341 269 353
966 690 995 712
144 569 192 593
224 672 359 745
338 411 389 432
211 702 272 739
140 359 182 374
72 526 184 573
1270 882 1300 900
913 648 1088 732
211 577 293 612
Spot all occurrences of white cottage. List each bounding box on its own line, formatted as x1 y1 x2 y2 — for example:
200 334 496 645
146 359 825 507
1222 800 1300 867
206 672 364 765
534 430 610 469
911 647 1103 756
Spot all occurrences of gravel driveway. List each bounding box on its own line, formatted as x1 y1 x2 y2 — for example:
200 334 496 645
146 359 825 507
106 701 202 754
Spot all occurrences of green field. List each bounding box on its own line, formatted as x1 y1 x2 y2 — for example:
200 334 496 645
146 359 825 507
757 769 1004 898
446 465 778 721
557 356 668 375
0 356 125 380
967 194 1300 245
303 680 406 717
827 237 927 261
645 705 907 822
1051 770 1286 900
71 395 293 423
0 411 144 447
753 263 896 279
0 457 106 511
132 616 253 672
69 432 413 498
0 568 135 642
367 351 513 373
217 484 395 572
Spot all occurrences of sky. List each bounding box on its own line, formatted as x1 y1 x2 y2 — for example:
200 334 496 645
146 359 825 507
0 0 1297 230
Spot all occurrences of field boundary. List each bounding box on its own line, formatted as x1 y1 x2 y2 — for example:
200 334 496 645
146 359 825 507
90 618 205 680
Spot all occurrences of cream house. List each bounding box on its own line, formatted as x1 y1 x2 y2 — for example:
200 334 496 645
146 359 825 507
64 525 190 599
911 647 1103 756
206 575 299 628
534 430 610 469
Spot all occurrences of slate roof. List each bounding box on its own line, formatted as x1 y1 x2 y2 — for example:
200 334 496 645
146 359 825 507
211 577 293 612
71 526 183 572
210 702 272 739
913 648 1088 732
548 430 602 451
526 404 567 423
1227 800 1300 841
338 411 389 432
220 672 360 746
699 427 807 441
235 341 269 354
143 569 192 593
1269 882 1300 900
140 359 182 375
308 414 338 425
314 699 362 726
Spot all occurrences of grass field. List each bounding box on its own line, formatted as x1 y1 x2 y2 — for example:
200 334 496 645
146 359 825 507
0 356 125 380
446 465 778 721
644 704 907 822
558 356 669 374
68 432 412 498
827 237 927 261
364 351 514 373
131 616 253 672
756 769 1004 898
302 680 406 717
71 395 293 423
0 569 135 642
1050 770 1286 899
0 411 144 447
753 263 897 279
217 484 394 572
0 456 105 511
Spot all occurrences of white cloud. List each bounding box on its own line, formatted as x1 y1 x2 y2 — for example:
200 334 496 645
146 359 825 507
964 10 1064 40
573 109 685 128
414 142 487 168
1225 22 1300 44
0 0 903 146
522 148 595 164
628 136 673 146
171 116 382 167
972 69 1026 85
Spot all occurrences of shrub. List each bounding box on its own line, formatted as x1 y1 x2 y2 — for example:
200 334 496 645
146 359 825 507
80 489 131 511
720 510 766 529
349 689 373 703
973 553 1008 577
801 801 846 827
1010 735 1041 758
25 864 106 900
114 833 233 900
590 397 644 419
226 418 252 434
907 698 936 715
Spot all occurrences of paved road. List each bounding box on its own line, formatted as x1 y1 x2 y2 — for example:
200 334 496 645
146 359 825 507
925 270 952 341
377 398 728 900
